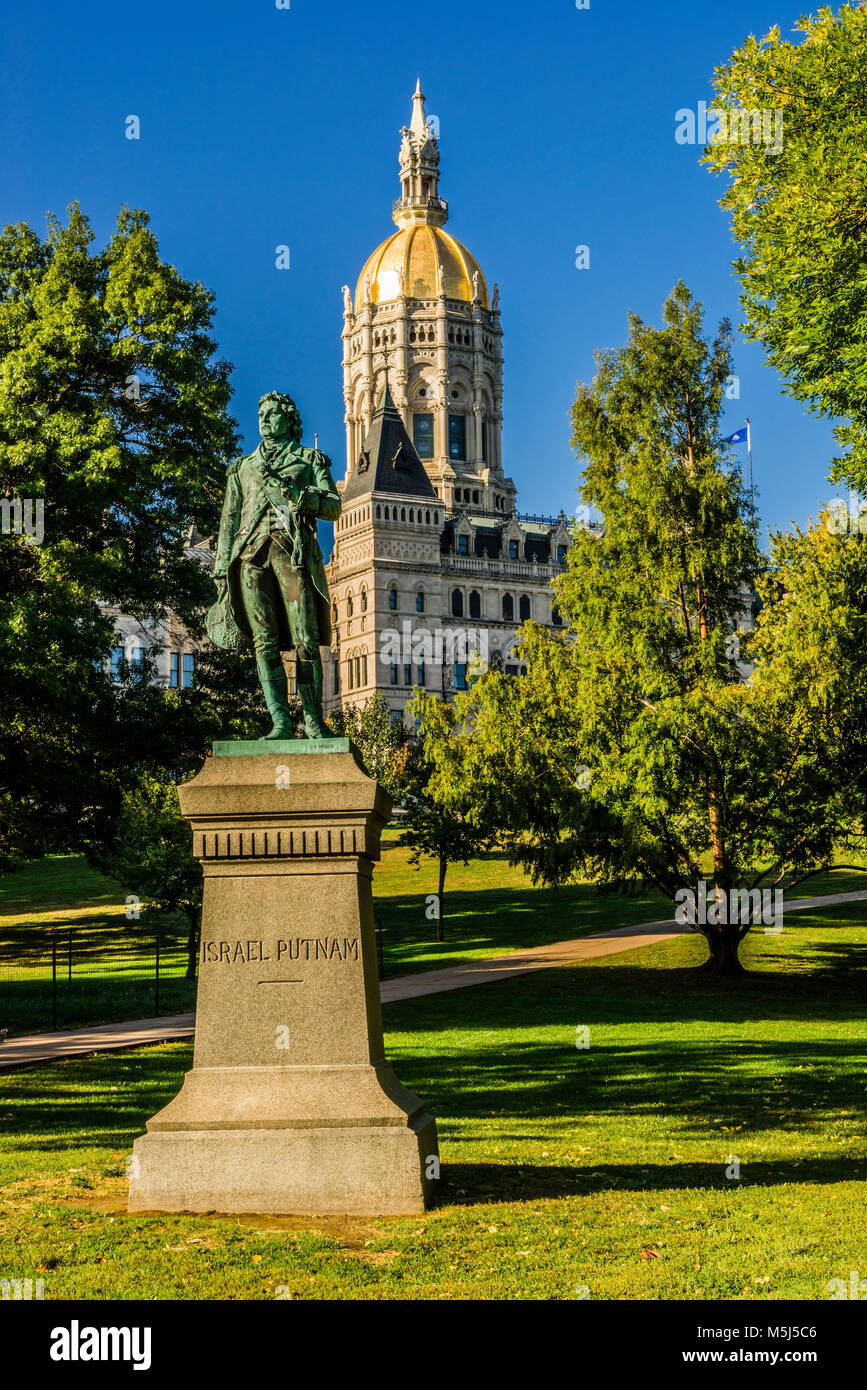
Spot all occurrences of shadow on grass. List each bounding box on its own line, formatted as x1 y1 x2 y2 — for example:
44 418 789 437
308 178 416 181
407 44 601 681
4 917 864 1208
437 1156 866 1204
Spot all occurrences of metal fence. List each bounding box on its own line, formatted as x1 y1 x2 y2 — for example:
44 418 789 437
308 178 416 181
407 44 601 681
0 928 196 1036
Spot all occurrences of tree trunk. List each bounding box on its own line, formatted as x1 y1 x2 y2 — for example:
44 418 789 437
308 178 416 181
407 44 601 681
185 913 200 981
699 925 746 977
437 856 447 943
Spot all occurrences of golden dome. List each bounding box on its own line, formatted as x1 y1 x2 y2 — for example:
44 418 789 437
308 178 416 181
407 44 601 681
355 225 488 312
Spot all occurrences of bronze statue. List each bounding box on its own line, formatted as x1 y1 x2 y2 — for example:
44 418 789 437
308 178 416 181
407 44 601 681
207 391 341 739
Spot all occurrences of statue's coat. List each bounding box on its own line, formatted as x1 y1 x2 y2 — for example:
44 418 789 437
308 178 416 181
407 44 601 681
208 441 340 653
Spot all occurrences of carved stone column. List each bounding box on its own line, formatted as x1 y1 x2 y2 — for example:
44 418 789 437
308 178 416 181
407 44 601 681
128 740 438 1215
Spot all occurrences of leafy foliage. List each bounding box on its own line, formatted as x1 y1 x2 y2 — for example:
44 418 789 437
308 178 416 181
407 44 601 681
397 712 495 942
326 693 411 797
0 204 238 864
705 4 867 487
410 285 857 975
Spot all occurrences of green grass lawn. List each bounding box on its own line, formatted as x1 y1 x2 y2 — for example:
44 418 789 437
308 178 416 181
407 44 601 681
0 844 676 1034
2 844 867 1033
0 905 863 1299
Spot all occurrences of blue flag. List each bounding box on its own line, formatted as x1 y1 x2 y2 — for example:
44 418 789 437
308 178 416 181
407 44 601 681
724 426 748 444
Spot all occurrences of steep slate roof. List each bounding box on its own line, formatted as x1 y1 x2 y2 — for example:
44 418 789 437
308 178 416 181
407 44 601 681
341 384 439 504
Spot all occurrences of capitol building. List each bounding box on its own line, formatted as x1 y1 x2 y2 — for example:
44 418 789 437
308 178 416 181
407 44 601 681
322 81 571 720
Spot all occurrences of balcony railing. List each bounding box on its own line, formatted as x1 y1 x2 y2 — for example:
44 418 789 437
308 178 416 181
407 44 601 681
442 555 559 580
393 196 449 217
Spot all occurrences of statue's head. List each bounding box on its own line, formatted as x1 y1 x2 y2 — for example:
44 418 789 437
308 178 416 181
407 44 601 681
258 391 302 445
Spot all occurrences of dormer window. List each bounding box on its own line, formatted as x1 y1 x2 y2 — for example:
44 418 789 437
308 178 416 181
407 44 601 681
508 539 519 560
457 535 469 555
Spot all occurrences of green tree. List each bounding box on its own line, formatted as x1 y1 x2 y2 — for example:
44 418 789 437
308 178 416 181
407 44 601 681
91 773 202 980
326 693 411 797
745 511 867 875
397 716 494 943
705 4 867 489
411 285 850 977
0 204 238 863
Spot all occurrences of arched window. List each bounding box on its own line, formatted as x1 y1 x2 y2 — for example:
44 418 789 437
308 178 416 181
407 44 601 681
388 588 397 612
401 507 406 522
451 589 464 618
416 590 425 613
502 593 514 622
469 590 481 620
425 510 430 525
331 602 337 624
519 594 531 622
376 505 381 519
361 588 368 612
347 593 354 617
409 509 414 523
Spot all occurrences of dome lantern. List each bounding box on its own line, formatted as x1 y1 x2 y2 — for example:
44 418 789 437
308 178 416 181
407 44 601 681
342 84 505 500
393 78 448 231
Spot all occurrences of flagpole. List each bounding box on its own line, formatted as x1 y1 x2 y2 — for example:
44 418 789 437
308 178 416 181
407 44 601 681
745 417 754 526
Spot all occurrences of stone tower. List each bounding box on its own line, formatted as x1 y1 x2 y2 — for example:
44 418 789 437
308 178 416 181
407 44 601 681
340 79 513 514
324 84 571 721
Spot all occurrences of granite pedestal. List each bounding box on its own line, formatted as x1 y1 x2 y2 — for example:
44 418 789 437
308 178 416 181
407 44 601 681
127 739 438 1215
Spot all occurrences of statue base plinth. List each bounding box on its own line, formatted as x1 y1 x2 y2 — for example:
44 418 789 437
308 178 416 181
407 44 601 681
127 745 438 1216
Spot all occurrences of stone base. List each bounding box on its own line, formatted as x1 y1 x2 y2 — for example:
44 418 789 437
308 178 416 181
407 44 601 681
128 1112 438 1216
128 1060 439 1215
128 747 439 1216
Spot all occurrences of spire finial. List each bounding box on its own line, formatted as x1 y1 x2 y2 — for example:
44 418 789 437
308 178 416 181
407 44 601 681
409 77 428 138
394 79 448 229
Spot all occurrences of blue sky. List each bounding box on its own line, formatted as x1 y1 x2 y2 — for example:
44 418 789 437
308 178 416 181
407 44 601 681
1 0 840 553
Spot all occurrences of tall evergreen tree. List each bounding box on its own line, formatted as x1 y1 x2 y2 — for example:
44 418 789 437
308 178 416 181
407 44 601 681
412 285 848 977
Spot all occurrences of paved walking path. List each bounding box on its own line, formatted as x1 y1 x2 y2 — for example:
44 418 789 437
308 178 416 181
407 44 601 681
2 888 865 1071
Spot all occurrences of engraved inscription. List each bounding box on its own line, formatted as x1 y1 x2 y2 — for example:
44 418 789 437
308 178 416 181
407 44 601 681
201 937 359 964
277 937 359 962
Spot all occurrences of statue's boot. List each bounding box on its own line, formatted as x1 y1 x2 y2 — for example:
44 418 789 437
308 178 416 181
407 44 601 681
256 653 295 740
298 659 334 740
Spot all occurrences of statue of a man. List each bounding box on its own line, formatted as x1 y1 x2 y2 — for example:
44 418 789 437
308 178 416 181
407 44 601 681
207 391 341 740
